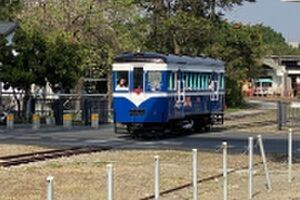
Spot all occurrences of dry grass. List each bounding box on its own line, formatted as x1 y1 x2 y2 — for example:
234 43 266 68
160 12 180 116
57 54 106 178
0 148 255 200
0 144 52 157
1 145 300 200
223 109 300 134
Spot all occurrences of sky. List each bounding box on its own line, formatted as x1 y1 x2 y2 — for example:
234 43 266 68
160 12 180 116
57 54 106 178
225 0 300 42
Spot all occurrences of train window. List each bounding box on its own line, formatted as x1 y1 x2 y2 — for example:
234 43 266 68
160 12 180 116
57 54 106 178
133 68 144 92
193 74 197 90
192 74 195 90
168 72 176 91
185 73 189 88
189 73 193 90
115 71 129 91
199 75 203 89
147 71 162 91
168 73 173 90
219 74 225 89
196 74 200 90
202 75 207 89
208 75 212 89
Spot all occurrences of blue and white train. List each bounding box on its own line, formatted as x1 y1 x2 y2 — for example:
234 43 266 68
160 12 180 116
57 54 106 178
112 52 225 135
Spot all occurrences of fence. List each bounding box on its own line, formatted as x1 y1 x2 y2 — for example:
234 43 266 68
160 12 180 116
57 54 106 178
277 101 300 130
1 94 111 127
39 133 298 200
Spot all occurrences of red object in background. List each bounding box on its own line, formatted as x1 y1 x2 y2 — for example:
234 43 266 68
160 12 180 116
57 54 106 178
134 86 142 95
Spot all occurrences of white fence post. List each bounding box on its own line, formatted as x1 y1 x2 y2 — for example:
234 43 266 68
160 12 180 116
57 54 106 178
222 142 228 200
288 128 293 183
192 149 198 200
248 137 253 199
154 155 160 200
107 164 113 200
257 135 272 191
47 176 54 200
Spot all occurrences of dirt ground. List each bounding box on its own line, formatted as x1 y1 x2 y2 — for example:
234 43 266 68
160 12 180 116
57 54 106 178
0 144 52 157
0 145 300 200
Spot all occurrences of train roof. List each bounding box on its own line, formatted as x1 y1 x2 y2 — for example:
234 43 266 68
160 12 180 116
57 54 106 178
114 52 224 67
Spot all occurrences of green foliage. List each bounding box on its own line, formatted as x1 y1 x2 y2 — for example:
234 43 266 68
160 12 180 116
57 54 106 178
4 0 300 109
204 23 265 106
44 31 84 92
0 24 84 100
225 78 244 107
0 0 21 20
11 26 46 90
0 35 15 87
206 23 265 79
0 24 85 117
136 1 262 107
252 24 300 55
21 0 140 76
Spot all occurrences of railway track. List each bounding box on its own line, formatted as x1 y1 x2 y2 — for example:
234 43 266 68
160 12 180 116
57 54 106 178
0 146 112 168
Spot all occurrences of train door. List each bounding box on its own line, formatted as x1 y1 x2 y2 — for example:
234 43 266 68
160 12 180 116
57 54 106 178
133 67 144 93
174 70 185 116
176 73 185 104
210 72 219 101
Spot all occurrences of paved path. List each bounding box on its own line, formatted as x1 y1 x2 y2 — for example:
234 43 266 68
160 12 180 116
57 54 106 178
0 124 297 154
0 99 293 154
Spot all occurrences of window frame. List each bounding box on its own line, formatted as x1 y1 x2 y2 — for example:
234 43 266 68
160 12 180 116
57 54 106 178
114 70 129 92
146 71 163 92
167 71 177 91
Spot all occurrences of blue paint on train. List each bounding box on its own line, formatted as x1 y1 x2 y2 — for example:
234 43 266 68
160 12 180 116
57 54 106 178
114 94 225 123
113 97 168 123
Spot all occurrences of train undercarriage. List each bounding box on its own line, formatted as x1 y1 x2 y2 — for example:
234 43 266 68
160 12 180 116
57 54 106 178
114 113 224 138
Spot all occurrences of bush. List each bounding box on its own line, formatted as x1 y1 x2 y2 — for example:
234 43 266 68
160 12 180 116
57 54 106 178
225 78 245 108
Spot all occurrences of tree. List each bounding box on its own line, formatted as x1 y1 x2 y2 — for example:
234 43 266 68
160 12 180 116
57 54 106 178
20 0 141 108
0 24 84 119
252 24 300 55
0 26 46 117
13 0 298 109
203 22 265 106
0 0 21 20
43 31 84 93
136 0 266 107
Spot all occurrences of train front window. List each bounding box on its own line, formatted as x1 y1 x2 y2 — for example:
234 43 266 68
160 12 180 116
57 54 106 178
133 67 144 91
115 71 129 91
147 71 162 92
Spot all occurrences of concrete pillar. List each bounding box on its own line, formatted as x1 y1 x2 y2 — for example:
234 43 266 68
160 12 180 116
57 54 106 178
63 114 72 129
91 113 99 128
32 114 40 130
6 114 14 129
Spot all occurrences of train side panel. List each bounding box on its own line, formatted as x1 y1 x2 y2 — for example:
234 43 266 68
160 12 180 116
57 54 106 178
113 96 169 123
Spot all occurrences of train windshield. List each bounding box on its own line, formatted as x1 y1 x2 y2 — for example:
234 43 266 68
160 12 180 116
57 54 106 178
115 71 129 91
133 68 144 92
147 71 162 92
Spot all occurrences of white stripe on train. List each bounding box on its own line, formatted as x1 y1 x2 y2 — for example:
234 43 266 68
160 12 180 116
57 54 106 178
113 63 225 73
113 92 225 107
